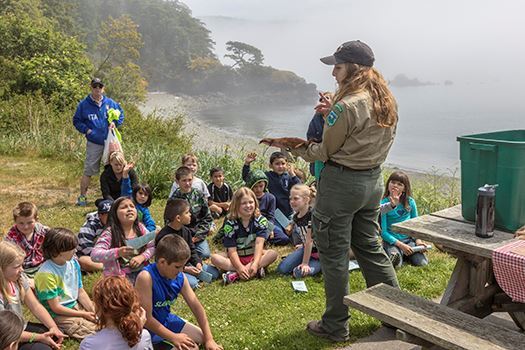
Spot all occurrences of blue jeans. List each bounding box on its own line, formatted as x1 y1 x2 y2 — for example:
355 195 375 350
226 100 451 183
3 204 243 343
195 239 211 260
268 221 291 246
277 247 322 276
184 264 221 289
383 238 428 268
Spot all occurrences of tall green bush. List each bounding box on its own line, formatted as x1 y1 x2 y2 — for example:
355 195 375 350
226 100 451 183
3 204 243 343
0 12 92 104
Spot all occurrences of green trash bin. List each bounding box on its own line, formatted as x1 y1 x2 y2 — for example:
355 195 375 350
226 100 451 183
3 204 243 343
457 130 525 232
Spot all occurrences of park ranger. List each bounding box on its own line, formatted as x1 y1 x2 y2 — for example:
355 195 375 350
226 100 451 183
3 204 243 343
280 40 400 342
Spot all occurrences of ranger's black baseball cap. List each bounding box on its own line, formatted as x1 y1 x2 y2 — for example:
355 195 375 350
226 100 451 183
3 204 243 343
320 40 374 67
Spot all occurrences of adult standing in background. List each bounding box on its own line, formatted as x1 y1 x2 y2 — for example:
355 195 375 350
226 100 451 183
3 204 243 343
73 78 124 206
276 40 400 342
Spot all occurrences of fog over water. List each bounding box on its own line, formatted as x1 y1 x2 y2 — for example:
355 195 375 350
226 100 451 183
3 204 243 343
175 0 525 172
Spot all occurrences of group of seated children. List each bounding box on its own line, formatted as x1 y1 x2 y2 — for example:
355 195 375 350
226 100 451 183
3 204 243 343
0 147 434 348
1 225 223 349
242 151 301 245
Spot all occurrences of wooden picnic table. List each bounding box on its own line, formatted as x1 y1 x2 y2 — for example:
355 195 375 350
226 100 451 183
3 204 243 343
392 204 525 331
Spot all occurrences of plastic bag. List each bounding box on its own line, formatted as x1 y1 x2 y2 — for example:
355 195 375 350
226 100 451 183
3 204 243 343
102 128 122 165
107 108 122 142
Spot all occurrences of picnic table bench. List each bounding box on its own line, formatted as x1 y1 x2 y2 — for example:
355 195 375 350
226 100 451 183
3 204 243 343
345 283 525 350
344 205 525 349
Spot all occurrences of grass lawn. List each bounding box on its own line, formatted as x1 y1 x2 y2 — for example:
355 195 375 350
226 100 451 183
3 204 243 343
0 155 456 349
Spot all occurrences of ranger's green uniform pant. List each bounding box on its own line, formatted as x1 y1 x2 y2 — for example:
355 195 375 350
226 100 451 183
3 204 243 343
312 164 399 338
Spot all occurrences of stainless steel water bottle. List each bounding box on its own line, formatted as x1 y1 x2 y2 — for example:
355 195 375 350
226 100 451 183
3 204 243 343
475 184 496 238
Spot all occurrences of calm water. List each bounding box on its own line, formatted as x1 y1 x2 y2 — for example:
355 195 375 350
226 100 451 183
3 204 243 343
193 84 525 173
147 83 524 173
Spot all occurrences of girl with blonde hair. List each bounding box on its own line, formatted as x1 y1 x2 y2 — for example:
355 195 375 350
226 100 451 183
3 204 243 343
210 187 278 284
0 241 64 350
100 151 138 200
277 184 321 278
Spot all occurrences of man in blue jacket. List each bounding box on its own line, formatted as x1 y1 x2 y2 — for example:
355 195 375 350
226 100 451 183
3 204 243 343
73 78 124 206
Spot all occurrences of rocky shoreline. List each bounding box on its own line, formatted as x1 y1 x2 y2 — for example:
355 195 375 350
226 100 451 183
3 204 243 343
141 92 265 153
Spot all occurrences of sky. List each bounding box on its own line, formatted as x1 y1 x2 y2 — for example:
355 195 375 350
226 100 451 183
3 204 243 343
182 0 525 90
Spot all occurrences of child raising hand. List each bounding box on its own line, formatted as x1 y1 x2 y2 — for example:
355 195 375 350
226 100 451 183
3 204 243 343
245 152 257 164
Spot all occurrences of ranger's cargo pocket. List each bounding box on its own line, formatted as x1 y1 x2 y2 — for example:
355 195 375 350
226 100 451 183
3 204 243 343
312 210 331 251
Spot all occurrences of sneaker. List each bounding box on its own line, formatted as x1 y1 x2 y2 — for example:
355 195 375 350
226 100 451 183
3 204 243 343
256 267 266 279
222 271 239 285
76 195 87 207
390 252 401 267
292 267 303 279
306 320 349 342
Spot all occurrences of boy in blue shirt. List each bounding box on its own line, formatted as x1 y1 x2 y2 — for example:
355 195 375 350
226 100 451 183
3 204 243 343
242 151 301 245
135 235 222 350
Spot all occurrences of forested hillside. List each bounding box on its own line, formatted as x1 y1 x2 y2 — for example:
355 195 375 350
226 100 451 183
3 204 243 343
4 0 316 101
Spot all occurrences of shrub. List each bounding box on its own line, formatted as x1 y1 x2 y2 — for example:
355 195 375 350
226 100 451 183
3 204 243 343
411 168 460 214
0 13 92 104
0 92 192 195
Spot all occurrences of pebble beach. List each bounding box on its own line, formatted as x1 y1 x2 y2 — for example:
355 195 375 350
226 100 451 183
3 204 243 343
142 92 270 153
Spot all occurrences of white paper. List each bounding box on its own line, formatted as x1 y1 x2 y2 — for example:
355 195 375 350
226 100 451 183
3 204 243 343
126 231 156 250
348 260 360 271
291 280 308 292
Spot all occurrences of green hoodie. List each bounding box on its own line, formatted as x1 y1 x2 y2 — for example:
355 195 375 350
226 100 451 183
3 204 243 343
245 169 268 191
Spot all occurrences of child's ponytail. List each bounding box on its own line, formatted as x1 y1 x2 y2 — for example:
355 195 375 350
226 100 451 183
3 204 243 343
118 311 142 347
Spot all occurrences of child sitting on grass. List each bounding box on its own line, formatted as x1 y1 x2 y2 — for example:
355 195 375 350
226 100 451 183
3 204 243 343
92 197 155 283
243 151 301 245
169 153 210 199
381 171 428 268
169 166 213 260
156 199 219 289
5 202 49 279
100 151 138 200
207 167 233 219
80 276 152 349
135 235 222 350
35 228 97 340
0 241 65 349
76 198 112 273
211 187 278 285
245 169 278 239
121 164 157 233
0 310 24 350
277 184 321 278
